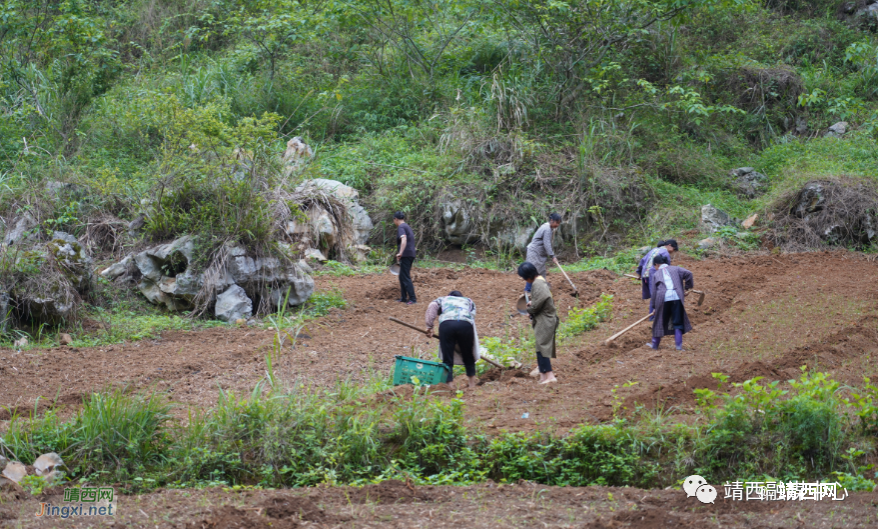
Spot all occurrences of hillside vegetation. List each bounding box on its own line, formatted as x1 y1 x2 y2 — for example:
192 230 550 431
3 0 878 257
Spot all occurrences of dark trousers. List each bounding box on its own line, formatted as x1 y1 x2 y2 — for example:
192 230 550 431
536 351 552 373
662 299 685 331
438 320 476 382
398 256 416 302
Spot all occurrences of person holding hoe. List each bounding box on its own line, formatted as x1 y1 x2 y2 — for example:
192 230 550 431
524 213 562 292
647 253 693 351
635 239 678 317
518 261 559 384
393 211 417 305
425 291 480 389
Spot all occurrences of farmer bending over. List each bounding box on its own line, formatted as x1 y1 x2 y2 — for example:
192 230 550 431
647 254 693 351
518 262 559 384
524 213 562 292
425 291 478 389
635 239 678 318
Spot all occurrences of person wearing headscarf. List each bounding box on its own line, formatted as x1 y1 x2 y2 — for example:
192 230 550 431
647 254 693 351
524 213 562 292
518 262 559 384
425 290 480 388
635 239 678 317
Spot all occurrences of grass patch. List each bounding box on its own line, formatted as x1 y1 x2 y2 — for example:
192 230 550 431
1 369 875 492
559 294 613 338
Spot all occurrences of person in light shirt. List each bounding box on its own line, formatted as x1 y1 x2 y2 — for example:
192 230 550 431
647 254 693 351
635 239 678 318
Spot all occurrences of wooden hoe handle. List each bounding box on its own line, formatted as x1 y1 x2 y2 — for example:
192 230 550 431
603 312 654 346
388 317 503 369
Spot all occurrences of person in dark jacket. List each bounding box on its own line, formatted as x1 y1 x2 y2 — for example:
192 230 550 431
393 212 416 304
647 254 693 351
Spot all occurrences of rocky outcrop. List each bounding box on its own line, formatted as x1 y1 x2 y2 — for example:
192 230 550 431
223 244 315 308
294 178 374 261
106 236 315 318
839 1 878 29
729 167 768 198
3 213 37 246
792 183 825 217
47 232 92 292
701 204 736 233
441 199 479 245
3 231 93 323
493 225 535 252
135 236 202 311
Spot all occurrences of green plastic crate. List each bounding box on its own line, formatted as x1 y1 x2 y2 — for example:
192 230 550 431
392 356 450 386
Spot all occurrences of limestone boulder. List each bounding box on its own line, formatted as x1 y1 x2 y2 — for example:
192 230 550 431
282 136 314 176
215 285 253 322
47 232 92 292
792 183 825 218
729 167 768 198
440 199 478 245
224 245 315 308
3 213 37 246
701 204 736 233
296 178 374 248
134 236 201 311
100 253 134 281
493 225 535 252
824 122 848 138
697 237 719 250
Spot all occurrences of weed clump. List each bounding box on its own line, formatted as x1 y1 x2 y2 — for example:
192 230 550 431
767 177 878 251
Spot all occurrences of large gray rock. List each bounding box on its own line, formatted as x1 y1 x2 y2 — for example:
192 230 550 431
793 183 825 218
701 204 736 233
225 245 315 308
215 285 253 322
134 236 200 311
3 214 37 246
47 232 92 291
101 253 134 281
729 167 768 198
282 137 314 176
824 122 848 138
296 178 374 247
311 209 337 248
493 225 535 252
440 199 478 245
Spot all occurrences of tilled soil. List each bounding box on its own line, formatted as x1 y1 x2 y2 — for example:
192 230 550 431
3 481 875 528
3 252 878 527
2 252 878 430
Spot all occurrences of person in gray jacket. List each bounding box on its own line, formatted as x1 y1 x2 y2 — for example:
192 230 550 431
524 213 561 292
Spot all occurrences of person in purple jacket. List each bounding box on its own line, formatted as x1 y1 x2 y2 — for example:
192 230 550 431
647 253 693 351
635 239 678 317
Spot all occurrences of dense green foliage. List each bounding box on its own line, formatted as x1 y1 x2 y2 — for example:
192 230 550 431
3 0 878 255
1 369 875 491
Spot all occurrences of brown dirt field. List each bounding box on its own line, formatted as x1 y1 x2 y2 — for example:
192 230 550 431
3 252 878 526
3 481 876 528
2 252 878 431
